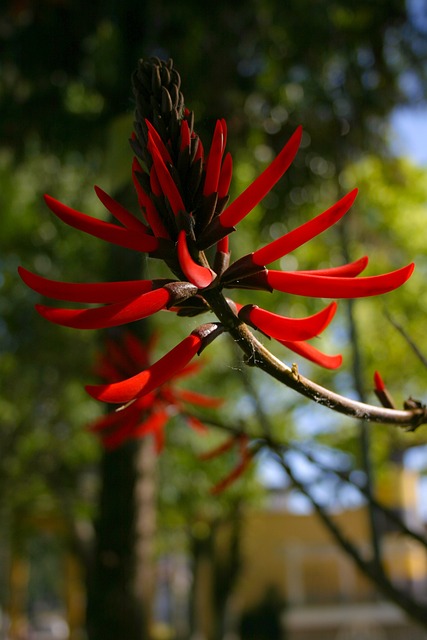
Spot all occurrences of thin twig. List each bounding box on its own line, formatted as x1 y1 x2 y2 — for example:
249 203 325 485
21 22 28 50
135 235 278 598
273 448 427 629
385 308 427 369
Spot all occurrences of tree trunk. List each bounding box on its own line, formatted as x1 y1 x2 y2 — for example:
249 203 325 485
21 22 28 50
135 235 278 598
86 442 149 640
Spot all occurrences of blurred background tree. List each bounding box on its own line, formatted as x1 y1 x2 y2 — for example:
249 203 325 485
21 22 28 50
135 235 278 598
1 0 427 638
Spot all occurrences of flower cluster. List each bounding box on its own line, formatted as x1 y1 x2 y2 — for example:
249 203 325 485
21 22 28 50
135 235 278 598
88 331 222 451
19 57 414 406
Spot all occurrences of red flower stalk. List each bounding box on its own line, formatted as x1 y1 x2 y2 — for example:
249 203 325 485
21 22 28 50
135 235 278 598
88 330 222 451
20 57 414 385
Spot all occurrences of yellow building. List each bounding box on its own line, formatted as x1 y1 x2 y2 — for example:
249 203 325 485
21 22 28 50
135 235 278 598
231 465 427 639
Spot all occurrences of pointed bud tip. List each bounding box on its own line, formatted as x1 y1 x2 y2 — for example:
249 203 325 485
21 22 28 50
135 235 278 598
374 370 386 391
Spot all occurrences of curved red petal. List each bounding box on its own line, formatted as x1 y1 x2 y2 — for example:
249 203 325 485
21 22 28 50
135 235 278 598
88 410 125 433
219 126 302 228
180 119 191 150
132 158 170 238
177 389 224 408
85 334 202 404
132 410 170 439
199 436 236 461
278 339 343 369
252 190 358 266
122 332 152 369
210 456 252 495
35 287 170 329
44 194 158 252
18 267 154 303
147 134 186 215
203 120 225 196
266 263 414 298
94 185 151 233
239 302 337 342
145 120 173 164
186 415 209 433
218 152 233 198
298 256 368 278
177 230 215 288
101 414 141 450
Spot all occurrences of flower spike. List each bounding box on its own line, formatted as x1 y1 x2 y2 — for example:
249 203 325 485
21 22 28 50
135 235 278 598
21 57 416 387
87 330 221 450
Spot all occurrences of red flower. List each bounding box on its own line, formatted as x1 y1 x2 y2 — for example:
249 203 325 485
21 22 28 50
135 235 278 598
20 57 414 390
88 331 222 451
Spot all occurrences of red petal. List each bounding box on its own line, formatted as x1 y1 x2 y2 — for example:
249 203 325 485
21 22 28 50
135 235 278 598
298 256 368 278
210 456 251 495
35 287 171 329
88 410 125 433
219 126 302 228
94 185 151 233
177 230 215 288
186 415 209 433
180 119 191 150
153 428 166 454
18 267 154 303
133 171 171 239
101 415 141 450
147 133 186 215
132 409 170 439
203 120 225 196
103 338 138 376
266 263 414 298
85 334 202 404
239 302 337 342
122 332 152 369
252 189 357 266
218 152 233 198
374 370 386 391
145 120 172 164
195 137 204 162
132 158 169 236
278 339 343 369
177 389 224 408
44 194 158 252
217 236 229 253
199 436 236 460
